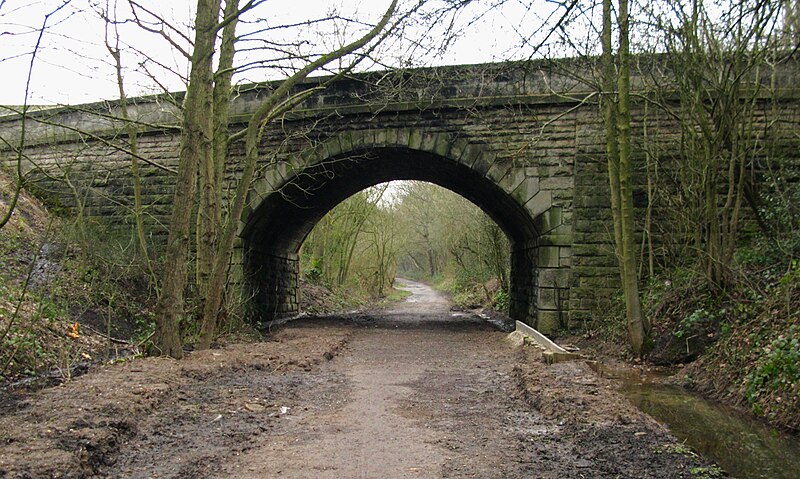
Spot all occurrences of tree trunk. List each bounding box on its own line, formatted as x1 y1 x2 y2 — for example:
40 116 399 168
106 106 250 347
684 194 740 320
153 0 221 358
616 0 648 355
602 0 624 277
196 0 239 302
197 0 240 346
602 0 648 356
106 29 158 288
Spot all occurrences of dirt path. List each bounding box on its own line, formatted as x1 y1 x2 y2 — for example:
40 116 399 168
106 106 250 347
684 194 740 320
213 279 516 478
0 280 713 478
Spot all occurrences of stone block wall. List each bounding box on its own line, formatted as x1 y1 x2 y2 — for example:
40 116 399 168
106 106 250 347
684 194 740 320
243 248 299 325
2 130 181 241
569 114 619 326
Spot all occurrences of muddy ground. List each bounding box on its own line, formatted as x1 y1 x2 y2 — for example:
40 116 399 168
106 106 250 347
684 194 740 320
0 279 714 478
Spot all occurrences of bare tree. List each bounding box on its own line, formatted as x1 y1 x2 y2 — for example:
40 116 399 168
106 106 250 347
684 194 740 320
152 0 223 357
640 0 786 288
602 0 648 355
0 1 72 230
184 0 401 351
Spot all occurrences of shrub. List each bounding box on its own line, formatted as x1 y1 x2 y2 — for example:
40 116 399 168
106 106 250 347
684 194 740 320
745 323 800 409
493 288 509 313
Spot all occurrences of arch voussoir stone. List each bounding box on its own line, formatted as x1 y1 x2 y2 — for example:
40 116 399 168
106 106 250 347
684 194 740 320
524 190 552 218
419 131 440 154
534 207 564 235
485 157 512 184
307 140 335 164
336 130 355 155
510 176 540 206
471 150 496 176
458 143 488 171
431 131 452 158
500 168 527 196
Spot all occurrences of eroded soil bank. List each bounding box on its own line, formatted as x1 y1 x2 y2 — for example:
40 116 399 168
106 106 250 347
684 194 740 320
0 280 713 478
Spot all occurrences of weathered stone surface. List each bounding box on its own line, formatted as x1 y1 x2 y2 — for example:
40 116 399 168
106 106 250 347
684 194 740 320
537 246 561 269
537 310 565 334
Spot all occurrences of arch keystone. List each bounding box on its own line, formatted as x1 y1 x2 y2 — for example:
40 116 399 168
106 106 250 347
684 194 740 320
420 131 439 153
395 127 412 147
373 128 391 146
407 128 423 150
383 127 399 146
431 132 452 158
353 129 376 149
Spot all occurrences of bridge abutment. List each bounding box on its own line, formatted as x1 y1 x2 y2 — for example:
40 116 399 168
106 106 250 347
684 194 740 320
244 248 300 321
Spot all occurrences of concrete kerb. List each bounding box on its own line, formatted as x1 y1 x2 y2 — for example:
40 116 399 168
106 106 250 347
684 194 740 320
511 320 582 364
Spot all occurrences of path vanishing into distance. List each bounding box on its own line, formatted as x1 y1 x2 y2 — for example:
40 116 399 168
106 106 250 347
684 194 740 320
0 279 711 478
213 279 520 478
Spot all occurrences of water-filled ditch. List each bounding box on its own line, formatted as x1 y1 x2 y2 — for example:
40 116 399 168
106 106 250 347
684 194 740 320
592 362 800 479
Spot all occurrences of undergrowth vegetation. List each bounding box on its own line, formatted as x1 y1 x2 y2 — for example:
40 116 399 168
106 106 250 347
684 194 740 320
677 171 799 430
583 167 800 431
0 172 156 383
434 273 507 311
297 277 371 315
589 250 799 431
681 259 800 431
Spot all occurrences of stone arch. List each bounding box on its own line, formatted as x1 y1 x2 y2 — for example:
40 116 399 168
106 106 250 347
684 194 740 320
235 128 570 332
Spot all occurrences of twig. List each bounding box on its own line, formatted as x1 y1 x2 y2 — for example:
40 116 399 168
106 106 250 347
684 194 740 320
136 330 156 349
79 323 131 345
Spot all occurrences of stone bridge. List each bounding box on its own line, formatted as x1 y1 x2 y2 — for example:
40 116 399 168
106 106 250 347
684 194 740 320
2 59 798 332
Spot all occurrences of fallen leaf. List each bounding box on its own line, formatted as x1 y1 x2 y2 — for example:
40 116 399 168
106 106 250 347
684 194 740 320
67 322 80 339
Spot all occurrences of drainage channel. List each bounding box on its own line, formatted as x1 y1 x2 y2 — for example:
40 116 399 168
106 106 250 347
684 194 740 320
594 362 800 479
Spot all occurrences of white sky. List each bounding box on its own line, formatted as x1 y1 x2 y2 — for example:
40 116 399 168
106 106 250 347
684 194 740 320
0 0 592 105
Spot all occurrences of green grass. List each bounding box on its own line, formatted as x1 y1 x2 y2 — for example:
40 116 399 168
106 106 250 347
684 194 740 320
384 288 412 302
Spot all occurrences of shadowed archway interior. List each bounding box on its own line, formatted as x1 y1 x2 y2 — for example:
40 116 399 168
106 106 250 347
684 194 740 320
240 146 541 326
